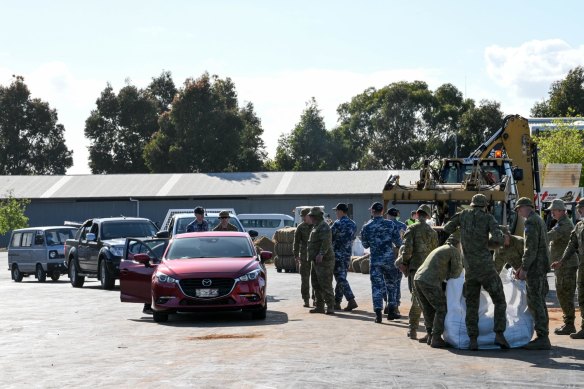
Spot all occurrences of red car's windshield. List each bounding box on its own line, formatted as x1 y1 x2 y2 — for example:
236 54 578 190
166 236 255 260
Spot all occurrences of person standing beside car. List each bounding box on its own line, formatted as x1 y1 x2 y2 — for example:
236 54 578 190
186 206 209 232
214 210 238 231
294 208 314 308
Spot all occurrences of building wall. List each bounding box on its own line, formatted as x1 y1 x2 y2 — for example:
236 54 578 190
0 196 417 247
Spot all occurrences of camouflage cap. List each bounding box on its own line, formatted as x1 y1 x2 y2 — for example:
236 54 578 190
577 199 584 209
308 206 324 216
417 204 431 217
218 210 231 218
300 208 311 217
514 197 534 210
545 199 566 211
470 194 487 207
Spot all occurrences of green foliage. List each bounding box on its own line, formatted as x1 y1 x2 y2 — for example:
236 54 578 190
85 79 161 174
533 122 584 186
531 66 584 117
0 76 73 174
273 98 338 171
0 191 30 235
144 73 266 173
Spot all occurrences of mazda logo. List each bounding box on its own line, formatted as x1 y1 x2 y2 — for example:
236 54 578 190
202 279 212 287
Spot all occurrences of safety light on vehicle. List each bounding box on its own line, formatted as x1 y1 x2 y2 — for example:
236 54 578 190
49 250 58 259
109 246 124 257
494 150 503 158
237 269 261 282
155 271 178 284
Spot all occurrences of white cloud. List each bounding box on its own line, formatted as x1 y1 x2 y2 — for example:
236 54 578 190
485 39 584 99
233 68 440 157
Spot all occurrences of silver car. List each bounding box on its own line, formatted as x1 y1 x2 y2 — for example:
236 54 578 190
8 226 78 282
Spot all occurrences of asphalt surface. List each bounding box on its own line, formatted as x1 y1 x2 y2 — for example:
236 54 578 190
1 252 583 388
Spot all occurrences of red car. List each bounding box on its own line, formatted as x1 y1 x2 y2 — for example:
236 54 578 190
120 232 271 323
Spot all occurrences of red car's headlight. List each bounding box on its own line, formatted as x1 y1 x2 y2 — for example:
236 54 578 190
155 271 178 284
236 269 261 282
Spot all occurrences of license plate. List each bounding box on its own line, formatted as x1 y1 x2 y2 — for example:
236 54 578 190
196 288 219 298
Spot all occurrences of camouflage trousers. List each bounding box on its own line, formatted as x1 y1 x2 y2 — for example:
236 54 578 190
414 280 447 336
370 262 400 310
578 265 584 328
464 272 507 337
311 258 335 310
407 271 422 330
526 273 549 337
555 265 578 325
299 259 314 302
334 257 355 303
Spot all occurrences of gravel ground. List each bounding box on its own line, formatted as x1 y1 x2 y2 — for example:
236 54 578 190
1 252 583 388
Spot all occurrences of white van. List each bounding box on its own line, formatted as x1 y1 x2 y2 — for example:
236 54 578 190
237 214 295 238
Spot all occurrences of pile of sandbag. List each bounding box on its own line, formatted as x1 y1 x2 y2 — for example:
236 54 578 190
273 227 297 273
254 236 275 263
350 253 370 274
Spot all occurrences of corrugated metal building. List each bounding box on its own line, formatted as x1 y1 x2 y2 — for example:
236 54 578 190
0 170 420 246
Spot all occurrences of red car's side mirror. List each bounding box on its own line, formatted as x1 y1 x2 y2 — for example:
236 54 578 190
260 251 273 262
133 254 151 266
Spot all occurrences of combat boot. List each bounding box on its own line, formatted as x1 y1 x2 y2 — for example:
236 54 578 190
407 330 417 340
387 309 400 320
494 332 510 349
309 307 325 314
303 299 310 308
344 299 358 312
375 309 383 323
431 336 449 348
468 337 478 351
523 336 551 350
334 302 342 310
383 305 389 315
554 323 576 335
325 308 336 315
394 306 401 318
418 333 430 344
569 329 584 339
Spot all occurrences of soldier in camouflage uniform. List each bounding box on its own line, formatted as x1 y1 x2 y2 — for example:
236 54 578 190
515 197 551 350
361 202 402 323
307 207 336 315
553 198 584 339
493 226 524 273
546 199 579 335
331 203 358 311
443 194 510 350
395 204 438 339
414 232 464 348
294 208 314 308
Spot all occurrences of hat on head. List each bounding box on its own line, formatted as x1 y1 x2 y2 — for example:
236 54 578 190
386 207 399 217
546 199 566 211
308 206 324 217
333 203 349 212
219 210 231 218
417 204 431 217
470 194 487 207
369 202 384 212
194 206 205 215
514 197 534 210
300 208 311 217
576 199 584 209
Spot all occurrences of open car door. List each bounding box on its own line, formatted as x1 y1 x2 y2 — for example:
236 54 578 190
120 238 169 303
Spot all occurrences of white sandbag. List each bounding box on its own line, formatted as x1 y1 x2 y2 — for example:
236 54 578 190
443 268 534 349
352 237 365 256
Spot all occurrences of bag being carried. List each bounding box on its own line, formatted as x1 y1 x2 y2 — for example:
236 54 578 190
443 268 534 349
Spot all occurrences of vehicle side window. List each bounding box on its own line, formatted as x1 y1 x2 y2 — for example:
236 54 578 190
80 225 90 240
90 223 99 238
21 232 34 247
34 232 45 246
284 219 294 227
11 232 22 247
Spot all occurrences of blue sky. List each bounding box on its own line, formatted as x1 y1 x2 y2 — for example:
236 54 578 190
1 1 583 173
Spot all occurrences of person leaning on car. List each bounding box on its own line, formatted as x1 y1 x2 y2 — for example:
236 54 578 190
186 206 209 232
214 210 238 231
